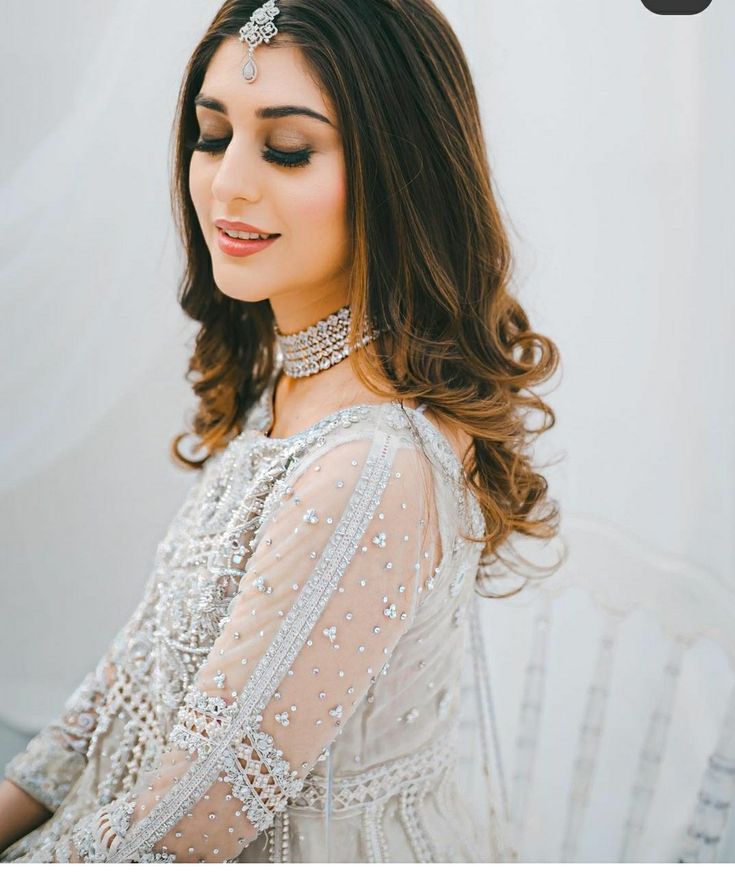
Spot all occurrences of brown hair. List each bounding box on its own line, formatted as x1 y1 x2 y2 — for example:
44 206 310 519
168 0 563 593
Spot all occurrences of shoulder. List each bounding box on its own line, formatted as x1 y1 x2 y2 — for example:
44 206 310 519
283 401 474 504
414 407 474 470
267 362 473 477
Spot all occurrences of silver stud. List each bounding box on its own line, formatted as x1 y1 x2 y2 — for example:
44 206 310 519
252 575 272 595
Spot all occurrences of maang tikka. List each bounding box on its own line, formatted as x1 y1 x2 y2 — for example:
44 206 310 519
238 0 281 83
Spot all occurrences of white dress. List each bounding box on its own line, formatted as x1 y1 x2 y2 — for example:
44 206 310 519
0 359 511 863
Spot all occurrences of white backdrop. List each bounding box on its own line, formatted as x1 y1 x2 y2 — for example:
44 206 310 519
1 0 733 860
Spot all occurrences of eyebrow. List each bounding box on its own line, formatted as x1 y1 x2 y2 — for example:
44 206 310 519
194 94 334 127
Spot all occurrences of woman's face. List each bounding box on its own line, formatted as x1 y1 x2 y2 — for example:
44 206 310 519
189 38 349 328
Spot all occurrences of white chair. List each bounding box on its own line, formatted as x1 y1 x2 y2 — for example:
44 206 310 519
467 514 735 862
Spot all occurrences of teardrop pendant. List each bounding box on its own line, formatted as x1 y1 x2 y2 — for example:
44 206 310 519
242 49 257 82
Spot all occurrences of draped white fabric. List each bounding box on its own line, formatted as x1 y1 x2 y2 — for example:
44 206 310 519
1 0 732 861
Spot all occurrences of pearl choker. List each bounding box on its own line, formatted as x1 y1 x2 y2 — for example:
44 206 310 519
273 304 382 378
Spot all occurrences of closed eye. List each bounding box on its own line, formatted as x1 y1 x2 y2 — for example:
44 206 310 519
185 136 313 168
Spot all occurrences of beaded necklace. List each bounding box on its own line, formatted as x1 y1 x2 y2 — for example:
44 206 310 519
273 304 381 378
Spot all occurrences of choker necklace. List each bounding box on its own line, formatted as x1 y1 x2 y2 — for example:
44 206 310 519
274 304 382 378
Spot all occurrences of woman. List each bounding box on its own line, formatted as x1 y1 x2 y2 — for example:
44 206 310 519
0 0 559 862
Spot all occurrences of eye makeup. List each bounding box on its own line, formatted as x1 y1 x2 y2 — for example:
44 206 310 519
185 135 313 169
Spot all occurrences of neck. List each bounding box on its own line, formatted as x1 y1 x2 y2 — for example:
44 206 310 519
272 300 381 380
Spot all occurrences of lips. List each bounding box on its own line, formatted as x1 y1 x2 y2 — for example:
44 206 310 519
216 227 280 257
215 219 279 236
220 228 278 239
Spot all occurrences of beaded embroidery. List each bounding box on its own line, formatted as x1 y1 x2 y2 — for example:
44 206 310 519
1 371 491 864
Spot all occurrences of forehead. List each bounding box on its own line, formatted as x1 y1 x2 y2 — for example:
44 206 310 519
200 37 331 117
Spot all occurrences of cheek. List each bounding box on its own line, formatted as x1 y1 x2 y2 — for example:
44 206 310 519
188 156 212 225
288 164 346 233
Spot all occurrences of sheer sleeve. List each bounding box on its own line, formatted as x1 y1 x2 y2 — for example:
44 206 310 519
3 631 122 814
67 426 438 863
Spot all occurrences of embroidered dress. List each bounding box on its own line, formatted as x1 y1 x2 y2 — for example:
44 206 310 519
0 358 509 863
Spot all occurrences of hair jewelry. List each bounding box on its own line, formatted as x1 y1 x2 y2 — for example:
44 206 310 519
238 0 281 83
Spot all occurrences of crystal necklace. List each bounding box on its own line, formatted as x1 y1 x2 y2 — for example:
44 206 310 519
273 303 382 378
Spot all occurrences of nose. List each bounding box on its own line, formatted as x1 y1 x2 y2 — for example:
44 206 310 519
210 137 262 204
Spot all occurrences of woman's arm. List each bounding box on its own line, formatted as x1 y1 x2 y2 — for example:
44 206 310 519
0 778 53 854
60 430 439 862
0 587 149 857
0 646 120 825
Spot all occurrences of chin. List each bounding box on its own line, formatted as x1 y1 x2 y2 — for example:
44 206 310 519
215 284 270 304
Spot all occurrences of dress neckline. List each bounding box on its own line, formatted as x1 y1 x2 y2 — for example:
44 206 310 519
247 361 469 484
253 360 401 443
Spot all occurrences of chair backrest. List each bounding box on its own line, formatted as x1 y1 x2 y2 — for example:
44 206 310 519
472 514 735 862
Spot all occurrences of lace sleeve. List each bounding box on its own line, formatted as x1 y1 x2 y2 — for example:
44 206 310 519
3 639 120 813
66 425 439 863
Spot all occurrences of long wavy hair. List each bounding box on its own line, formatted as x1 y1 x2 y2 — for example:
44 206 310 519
169 0 563 594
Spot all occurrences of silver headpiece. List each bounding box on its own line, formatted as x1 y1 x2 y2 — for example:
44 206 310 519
238 0 281 83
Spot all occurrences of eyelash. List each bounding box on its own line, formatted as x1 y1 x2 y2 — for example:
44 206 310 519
185 136 313 168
